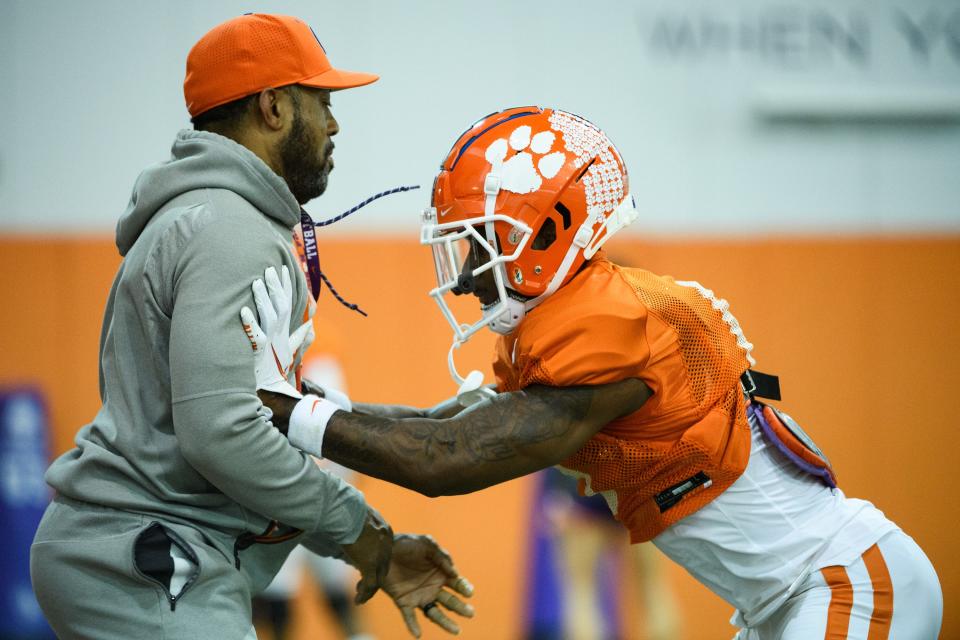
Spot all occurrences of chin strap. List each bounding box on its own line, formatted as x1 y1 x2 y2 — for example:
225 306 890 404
447 340 497 406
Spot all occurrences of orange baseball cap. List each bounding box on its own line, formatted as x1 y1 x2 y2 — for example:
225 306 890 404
184 13 379 117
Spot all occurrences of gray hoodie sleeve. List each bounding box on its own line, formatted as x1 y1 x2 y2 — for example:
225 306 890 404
168 214 367 543
298 527 350 561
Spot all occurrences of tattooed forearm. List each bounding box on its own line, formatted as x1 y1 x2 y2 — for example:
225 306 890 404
322 378 649 496
351 401 427 419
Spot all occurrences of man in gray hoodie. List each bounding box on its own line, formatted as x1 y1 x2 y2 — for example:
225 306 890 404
30 14 472 640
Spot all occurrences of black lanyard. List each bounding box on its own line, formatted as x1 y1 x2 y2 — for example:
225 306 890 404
299 209 323 301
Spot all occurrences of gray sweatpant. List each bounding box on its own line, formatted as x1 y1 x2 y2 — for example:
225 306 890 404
31 496 297 640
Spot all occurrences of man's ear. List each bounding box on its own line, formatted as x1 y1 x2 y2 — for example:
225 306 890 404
255 88 286 132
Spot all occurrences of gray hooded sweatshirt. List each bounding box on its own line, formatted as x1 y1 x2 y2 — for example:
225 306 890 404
45 130 367 561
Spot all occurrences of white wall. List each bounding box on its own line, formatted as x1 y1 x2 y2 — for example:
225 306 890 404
1 0 958 237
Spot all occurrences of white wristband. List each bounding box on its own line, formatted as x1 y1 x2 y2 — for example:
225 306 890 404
305 381 352 411
288 394 341 458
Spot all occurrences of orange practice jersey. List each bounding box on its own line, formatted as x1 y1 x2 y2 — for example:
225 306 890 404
493 255 755 542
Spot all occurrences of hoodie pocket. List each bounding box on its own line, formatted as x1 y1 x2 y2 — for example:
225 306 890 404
133 521 201 612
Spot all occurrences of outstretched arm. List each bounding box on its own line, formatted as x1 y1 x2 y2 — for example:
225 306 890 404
244 269 649 498
326 379 648 496
300 378 467 420
262 378 649 497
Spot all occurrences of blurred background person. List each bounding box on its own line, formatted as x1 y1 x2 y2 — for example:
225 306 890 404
525 468 680 640
253 322 373 640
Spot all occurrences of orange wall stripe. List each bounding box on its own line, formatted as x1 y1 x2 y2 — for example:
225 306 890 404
822 565 854 639
863 543 894 640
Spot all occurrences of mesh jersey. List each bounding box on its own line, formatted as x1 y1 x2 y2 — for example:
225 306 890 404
493 256 754 541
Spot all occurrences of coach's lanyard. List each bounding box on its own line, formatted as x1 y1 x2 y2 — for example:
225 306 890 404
298 210 324 301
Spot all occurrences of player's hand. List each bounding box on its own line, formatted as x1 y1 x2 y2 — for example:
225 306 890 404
341 507 394 604
240 265 300 398
383 534 475 638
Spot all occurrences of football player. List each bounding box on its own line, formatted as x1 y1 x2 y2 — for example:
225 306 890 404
249 107 942 639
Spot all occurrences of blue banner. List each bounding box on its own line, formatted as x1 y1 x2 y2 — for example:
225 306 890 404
0 389 55 638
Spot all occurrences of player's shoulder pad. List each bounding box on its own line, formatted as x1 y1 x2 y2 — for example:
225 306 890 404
510 260 650 388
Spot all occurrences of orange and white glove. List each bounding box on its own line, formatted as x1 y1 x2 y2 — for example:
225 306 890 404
240 265 304 399
241 266 342 457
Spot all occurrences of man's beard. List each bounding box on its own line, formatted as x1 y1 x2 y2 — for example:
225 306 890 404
279 111 331 205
